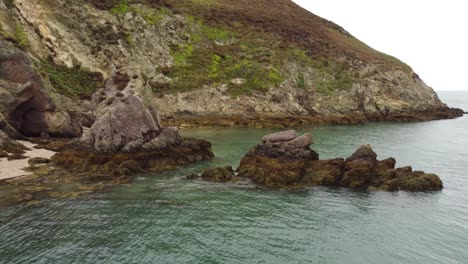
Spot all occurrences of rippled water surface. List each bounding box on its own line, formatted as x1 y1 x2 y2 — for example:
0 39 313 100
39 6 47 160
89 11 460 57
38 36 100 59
1 92 467 264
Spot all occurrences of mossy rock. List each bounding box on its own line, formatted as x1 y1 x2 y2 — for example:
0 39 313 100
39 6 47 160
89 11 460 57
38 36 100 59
52 137 214 176
303 158 344 186
28 157 50 166
238 155 305 188
200 166 234 182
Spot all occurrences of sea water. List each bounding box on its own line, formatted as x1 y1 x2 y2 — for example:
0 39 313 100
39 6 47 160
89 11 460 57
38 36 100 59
0 91 467 264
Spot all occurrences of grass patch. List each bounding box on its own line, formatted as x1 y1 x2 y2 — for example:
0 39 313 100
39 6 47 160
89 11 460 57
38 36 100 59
295 72 306 89
13 23 29 49
187 16 235 43
165 18 286 96
39 60 103 99
315 62 353 95
133 6 172 25
110 0 172 25
125 32 134 46
0 23 12 39
110 0 130 15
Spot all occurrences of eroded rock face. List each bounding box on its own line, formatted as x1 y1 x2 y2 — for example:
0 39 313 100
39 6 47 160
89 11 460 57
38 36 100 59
0 39 82 138
200 130 443 192
0 113 23 139
81 72 160 152
53 71 214 175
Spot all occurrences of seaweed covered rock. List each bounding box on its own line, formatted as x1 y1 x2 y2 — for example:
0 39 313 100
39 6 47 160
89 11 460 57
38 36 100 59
340 144 377 188
28 157 50 166
52 71 214 176
32 138 70 152
237 131 318 188
228 131 443 192
200 166 236 182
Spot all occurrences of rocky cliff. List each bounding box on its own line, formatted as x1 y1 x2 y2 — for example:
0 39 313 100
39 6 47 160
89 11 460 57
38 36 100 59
0 0 462 133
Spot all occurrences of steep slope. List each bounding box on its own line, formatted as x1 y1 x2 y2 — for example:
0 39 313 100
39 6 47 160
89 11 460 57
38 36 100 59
0 0 462 132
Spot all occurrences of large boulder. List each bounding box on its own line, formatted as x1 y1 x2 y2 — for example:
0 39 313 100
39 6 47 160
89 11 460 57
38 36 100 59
53 71 214 176
340 144 377 188
237 130 318 188
0 38 81 138
81 72 161 152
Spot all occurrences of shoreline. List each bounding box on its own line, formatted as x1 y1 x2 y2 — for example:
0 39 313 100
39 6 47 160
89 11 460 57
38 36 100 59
0 140 55 181
162 107 464 129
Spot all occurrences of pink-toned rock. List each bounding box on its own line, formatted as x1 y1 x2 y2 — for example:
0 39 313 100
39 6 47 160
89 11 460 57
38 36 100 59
284 133 314 150
261 130 298 143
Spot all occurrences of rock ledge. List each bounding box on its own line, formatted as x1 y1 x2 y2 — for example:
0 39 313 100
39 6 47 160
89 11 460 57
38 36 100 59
189 130 443 192
52 72 214 176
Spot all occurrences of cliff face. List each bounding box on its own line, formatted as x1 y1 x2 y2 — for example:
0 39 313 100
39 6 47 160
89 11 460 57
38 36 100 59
0 0 462 132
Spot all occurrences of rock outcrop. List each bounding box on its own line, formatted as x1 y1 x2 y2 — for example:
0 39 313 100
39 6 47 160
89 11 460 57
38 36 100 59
187 166 237 183
191 130 443 192
0 38 82 138
52 71 214 176
0 130 28 156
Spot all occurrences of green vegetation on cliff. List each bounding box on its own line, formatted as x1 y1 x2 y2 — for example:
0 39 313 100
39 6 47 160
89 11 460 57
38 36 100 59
167 18 285 96
39 60 102 99
13 23 29 49
0 22 30 49
111 0 171 25
165 15 354 96
87 0 409 96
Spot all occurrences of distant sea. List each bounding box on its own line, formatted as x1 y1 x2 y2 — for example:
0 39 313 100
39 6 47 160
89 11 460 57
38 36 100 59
437 90 468 111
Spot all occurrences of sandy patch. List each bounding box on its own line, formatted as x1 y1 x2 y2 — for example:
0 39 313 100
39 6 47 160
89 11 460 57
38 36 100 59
0 140 56 181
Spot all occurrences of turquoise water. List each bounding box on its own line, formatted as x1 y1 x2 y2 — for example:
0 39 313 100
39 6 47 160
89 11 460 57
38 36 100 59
1 92 467 263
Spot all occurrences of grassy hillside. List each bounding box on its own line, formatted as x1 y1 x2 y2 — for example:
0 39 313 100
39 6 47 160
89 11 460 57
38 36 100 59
86 0 409 96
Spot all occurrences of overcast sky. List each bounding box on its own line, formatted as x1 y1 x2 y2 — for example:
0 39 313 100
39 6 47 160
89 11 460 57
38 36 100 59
293 0 468 91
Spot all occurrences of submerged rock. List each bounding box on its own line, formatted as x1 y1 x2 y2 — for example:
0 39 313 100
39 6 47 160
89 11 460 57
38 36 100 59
201 166 236 182
53 71 214 176
198 130 443 192
28 157 51 166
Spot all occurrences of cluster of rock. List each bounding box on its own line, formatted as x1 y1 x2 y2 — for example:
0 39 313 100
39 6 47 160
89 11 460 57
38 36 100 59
189 130 443 192
52 71 214 176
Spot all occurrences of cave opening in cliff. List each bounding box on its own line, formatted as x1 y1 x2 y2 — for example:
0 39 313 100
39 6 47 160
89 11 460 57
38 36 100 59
8 96 52 137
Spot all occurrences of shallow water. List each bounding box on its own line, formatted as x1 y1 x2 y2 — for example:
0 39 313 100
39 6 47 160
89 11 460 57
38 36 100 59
0 92 467 264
